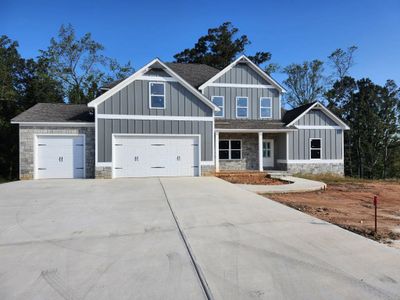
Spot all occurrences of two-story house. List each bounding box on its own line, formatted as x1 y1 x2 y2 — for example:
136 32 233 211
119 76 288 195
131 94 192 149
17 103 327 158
11 55 349 179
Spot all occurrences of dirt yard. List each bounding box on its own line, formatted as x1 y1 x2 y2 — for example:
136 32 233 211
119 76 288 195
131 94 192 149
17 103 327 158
216 172 284 185
265 176 400 246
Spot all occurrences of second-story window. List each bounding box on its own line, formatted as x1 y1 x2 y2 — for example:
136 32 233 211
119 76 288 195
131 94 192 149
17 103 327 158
260 97 272 118
212 96 224 117
149 82 165 109
236 97 248 118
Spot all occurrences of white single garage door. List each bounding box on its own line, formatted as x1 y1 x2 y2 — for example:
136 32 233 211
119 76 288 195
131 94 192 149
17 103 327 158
36 135 85 179
113 135 200 178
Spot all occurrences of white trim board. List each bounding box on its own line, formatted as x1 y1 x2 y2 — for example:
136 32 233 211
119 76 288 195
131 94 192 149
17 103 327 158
88 58 220 112
215 128 297 133
277 159 344 164
96 114 214 122
286 102 350 130
13 122 95 127
198 55 286 93
295 125 342 130
204 83 274 89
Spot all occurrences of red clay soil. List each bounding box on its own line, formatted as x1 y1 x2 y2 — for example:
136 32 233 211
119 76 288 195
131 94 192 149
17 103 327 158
266 181 400 244
216 172 284 185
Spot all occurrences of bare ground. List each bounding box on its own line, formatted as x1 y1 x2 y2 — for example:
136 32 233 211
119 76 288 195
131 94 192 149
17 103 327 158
265 178 400 246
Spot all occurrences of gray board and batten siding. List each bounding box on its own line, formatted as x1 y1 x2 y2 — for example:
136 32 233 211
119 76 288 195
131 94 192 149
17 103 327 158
288 109 343 160
96 76 214 163
202 64 281 120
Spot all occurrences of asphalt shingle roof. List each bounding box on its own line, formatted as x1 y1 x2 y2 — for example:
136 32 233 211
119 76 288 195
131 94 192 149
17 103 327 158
282 102 316 125
11 103 94 123
101 63 220 90
215 120 295 130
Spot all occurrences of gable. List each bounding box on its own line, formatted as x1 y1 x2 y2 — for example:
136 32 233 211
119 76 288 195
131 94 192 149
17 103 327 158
295 108 342 127
215 63 272 85
97 78 213 117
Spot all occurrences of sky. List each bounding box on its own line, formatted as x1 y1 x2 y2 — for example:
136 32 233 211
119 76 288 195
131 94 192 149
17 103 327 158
1 0 400 85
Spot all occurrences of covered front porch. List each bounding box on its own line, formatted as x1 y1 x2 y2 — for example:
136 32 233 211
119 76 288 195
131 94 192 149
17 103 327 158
214 120 297 173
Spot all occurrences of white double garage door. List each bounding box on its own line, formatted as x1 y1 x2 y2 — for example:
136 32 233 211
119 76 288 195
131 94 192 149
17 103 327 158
113 135 200 178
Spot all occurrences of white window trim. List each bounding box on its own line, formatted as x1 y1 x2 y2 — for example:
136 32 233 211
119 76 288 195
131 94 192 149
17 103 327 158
212 96 224 118
310 138 322 160
260 97 272 119
219 139 242 160
236 97 248 119
149 82 166 109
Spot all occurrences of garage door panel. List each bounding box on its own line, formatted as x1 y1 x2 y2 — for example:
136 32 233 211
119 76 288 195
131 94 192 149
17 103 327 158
36 136 84 179
113 135 200 178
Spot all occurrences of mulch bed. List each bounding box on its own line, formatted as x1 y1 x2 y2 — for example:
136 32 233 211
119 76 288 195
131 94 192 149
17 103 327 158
216 172 285 185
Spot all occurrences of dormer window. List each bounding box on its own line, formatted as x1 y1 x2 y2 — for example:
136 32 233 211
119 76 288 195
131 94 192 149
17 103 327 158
149 82 165 109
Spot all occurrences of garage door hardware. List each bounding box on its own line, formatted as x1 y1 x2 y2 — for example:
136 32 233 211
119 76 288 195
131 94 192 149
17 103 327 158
114 143 123 146
38 168 47 170
176 156 181 161
38 144 47 146
114 167 123 169
58 157 64 162
151 143 165 146
151 166 165 168
134 156 139 161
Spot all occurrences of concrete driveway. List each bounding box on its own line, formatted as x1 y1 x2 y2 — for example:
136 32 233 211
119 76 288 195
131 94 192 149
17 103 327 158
1 178 400 299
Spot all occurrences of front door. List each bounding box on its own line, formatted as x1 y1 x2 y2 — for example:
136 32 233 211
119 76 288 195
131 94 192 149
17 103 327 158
263 139 274 168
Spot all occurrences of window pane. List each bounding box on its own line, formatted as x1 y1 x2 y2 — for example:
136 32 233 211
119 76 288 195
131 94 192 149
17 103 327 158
237 97 247 107
151 96 165 108
212 97 223 106
150 83 164 95
237 107 247 117
311 139 321 148
230 140 241 149
311 149 321 159
261 98 271 107
219 150 229 159
219 140 229 149
231 150 241 159
261 108 271 118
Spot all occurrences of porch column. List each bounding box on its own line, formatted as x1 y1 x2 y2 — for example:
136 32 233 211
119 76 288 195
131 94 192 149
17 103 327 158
215 131 220 172
258 132 263 171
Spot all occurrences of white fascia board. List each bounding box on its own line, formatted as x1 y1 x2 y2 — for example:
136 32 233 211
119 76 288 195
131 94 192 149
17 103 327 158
286 102 350 130
88 58 220 112
97 114 214 122
198 55 287 93
215 128 297 133
295 125 342 130
13 121 95 127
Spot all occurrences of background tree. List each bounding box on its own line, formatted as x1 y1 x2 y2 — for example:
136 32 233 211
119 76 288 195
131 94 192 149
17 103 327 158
174 22 277 72
283 60 325 107
39 24 133 104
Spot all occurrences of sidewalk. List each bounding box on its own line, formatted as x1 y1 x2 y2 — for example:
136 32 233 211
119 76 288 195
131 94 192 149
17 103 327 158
236 175 327 193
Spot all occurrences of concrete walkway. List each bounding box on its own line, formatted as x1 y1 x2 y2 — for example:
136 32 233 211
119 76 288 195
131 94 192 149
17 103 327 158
237 175 327 193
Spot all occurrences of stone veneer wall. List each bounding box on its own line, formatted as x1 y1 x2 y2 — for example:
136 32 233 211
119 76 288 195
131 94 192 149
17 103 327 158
219 133 259 170
201 165 215 176
19 126 95 179
95 166 112 179
284 162 344 175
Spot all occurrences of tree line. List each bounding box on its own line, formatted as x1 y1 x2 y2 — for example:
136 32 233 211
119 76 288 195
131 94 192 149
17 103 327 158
1 22 399 180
